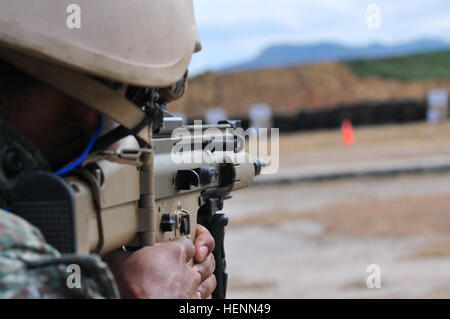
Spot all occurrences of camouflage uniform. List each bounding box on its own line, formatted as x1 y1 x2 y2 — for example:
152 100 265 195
0 118 120 298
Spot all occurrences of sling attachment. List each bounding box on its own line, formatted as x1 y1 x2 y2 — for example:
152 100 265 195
74 166 105 255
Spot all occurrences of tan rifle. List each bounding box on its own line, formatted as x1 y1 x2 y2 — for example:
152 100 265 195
11 113 264 299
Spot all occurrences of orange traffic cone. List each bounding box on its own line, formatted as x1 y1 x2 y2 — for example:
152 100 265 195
341 119 354 146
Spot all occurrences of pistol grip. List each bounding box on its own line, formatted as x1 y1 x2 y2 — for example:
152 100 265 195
203 213 228 299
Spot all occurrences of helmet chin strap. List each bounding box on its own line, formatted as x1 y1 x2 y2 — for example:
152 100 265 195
99 115 120 138
0 47 151 144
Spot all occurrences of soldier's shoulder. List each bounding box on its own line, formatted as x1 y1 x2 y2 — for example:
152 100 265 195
0 209 51 252
0 209 119 298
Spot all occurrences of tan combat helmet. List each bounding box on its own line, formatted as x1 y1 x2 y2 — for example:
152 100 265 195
0 0 201 133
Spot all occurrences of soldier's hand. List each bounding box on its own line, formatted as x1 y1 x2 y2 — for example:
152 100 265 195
102 235 215 299
192 225 216 299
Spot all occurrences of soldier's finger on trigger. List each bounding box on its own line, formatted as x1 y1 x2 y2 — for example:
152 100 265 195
194 226 215 261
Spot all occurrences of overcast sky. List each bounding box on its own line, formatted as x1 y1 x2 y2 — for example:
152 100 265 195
189 0 450 75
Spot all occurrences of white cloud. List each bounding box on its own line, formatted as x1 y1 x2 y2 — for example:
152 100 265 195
190 0 450 74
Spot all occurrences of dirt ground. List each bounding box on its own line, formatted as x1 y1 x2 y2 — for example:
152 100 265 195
223 122 450 298
276 120 450 169
225 174 450 298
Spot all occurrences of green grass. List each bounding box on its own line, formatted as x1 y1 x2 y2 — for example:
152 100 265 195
345 49 450 81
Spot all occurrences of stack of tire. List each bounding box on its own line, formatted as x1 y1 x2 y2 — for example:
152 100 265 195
187 99 427 133
271 99 426 133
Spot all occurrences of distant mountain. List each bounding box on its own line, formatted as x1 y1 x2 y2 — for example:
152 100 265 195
222 39 450 72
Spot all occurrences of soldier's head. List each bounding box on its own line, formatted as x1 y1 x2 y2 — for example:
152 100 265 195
0 0 201 170
0 61 101 169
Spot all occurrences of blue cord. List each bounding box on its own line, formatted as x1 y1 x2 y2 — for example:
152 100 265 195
54 114 104 176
